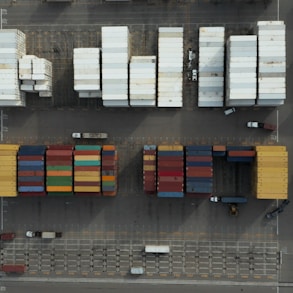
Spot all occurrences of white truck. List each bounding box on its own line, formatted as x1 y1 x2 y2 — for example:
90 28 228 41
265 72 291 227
72 132 108 139
26 231 62 239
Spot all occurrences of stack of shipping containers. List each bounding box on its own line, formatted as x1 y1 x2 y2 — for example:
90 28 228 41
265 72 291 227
0 144 19 197
73 48 101 98
185 146 213 197
257 21 286 106
129 56 156 107
18 145 46 196
212 145 226 157
102 26 130 107
254 146 288 199
101 145 118 196
19 55 53 98
73 145 101 195
157 145 184 198
226 146 255 163
0 29 26 107
46 146 73 195
226 35 257 106
198 27 225 107
157 27 183 107
143 145 156 194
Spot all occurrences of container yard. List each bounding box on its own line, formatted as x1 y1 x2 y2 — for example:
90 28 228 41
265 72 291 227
198 27 225 107
225 35 257 106
74 145 102 195
101 26 130 107
257 21 286 106
157 27 184 107
157 145 184 198
129 56 156 107
101 145 118 196
143 145 157 194
73 48 101 98
18 145 46 196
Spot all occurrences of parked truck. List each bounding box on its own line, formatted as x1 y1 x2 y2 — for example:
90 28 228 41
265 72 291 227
26 231 62 239
210 196 248 204
247 121 276 131
72 132 108 139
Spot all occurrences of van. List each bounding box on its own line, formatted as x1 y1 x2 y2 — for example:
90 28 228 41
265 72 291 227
224 107 236 115
130 267 144 275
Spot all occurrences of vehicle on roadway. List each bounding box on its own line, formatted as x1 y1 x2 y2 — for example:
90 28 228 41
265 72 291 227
26 231 62 239
72 132 108 139
224 107 236 115
192 69 197 81
130 267 144 275
1 264 25 274
247 121 276 131
145 245 170 254
210 196 248 204
0 233 16 241
265 199 290 219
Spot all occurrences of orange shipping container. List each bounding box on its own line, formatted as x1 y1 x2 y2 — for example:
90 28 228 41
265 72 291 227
47 171 72 176
102 176 116 181
46 186 72 192
103 145 116 151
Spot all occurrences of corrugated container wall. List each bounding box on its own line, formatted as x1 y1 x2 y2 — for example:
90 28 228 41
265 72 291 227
198 27 225 107
157 27 183 107
257 21 286 106
102 26 130 107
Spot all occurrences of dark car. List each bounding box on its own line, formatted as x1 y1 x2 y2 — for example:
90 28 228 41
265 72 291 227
265 199 290 219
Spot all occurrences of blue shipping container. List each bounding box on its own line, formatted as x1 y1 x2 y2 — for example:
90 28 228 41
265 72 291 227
18 186 45 192
227 157 254 163
186 161 213 167
212 151 226 157
185 146 212 151
186 177 213 182
157 192 184 198
186 151 212 156
102 151 116 156
18 161 44 167
102 186 116 192
18 165 44 171
144 145 156 151
226 146 253 151
18 176 44 182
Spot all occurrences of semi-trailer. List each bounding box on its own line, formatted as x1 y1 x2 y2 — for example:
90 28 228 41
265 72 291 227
72 132 108 139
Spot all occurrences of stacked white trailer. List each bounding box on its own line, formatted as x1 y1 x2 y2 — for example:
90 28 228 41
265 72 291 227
257 21 286 106
73 48 101 98
157 27 183 107
129 56 156 107
226 35 257 106
198 27 225 107
19 55 53 97
102 26 130 107
0 29 26 107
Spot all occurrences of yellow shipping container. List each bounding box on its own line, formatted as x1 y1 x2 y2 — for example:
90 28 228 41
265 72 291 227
256 161 288 168
0 151 17 156
0 192 17 197
257 186 287 193
158 145 183 151
143 155 156 161
257 167 287 173
256 193 288 200
0 186 17 192
255 146 286 152
0 171 15 176
0 156 16 161
0 160 17 166
74 171 100 177
0 176 16 181
0 165 16 171
74 186 101 192
257 151 287 157
74 155 101 161
257 157 287 163
0 144 19 151
258 177 287 183
74 176 100 182
143 165 156 171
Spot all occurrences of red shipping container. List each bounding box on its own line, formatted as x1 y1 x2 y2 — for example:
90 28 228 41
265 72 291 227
144 170 156 176
186 170 212 177
186 156 212 162
19 192 46 197
47 145 73 150
157 182 183 192
74 166 100 171
47 151 72 157
228 150 256 157
47 155 72 161
186 167 212 172
46 160 72 166
101 166 115 171
143 161 156 166
158 171 183 177
158 161 184 167
143 150 156 155
74 181 101 186
157 156 182 161
158 176 184 182
158 167 182 172
18 171 45 177
18 156 44 161
18 182 44 186
74 150 100 155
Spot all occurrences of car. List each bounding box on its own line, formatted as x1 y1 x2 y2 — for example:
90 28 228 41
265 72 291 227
224 107 236 115
247 121 259 128
192 69 197 81
188 48 196 61
265 199 290 219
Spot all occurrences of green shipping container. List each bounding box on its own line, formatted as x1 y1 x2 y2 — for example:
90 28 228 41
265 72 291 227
46 166 72 171
102 181 115 187
47 176 72 186
75 145 101 151
74 160 100 166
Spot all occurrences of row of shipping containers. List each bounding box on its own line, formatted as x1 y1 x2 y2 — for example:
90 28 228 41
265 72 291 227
0 144 117 197
185 146 213 198
254 146 288 199
143 145 288 200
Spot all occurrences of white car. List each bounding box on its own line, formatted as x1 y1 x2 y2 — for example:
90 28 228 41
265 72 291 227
247 121 259 128
224 107 236 115
25 231 34 238
192 69 197 81
72 132 82 138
